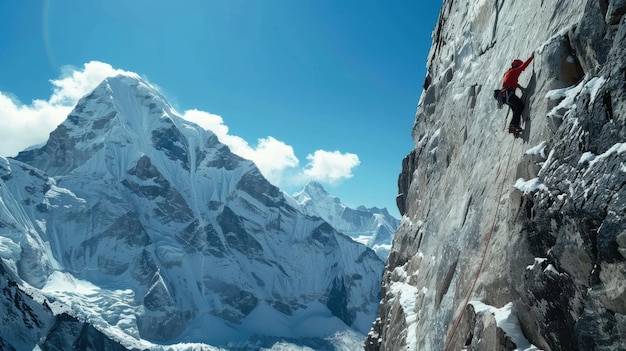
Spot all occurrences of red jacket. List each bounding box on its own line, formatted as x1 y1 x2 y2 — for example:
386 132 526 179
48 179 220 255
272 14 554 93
502 55 533 90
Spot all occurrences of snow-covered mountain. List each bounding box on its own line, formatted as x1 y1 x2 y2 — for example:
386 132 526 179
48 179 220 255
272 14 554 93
0 74 384 350
292 181 399 259
368 1 626 350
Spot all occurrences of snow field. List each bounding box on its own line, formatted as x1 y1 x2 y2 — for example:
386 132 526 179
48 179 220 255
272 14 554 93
41 271 153 349
387 265 421 351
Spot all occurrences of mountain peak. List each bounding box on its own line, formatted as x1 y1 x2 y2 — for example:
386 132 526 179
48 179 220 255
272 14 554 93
102 72 143 85
101 73 169 106
302 180 330 197
99 73 175 121
14 74 190 176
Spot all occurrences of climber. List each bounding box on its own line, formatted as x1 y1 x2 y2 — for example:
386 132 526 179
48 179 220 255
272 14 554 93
501 54 534 135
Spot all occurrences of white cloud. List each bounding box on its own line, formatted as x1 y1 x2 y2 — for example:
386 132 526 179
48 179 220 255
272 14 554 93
182 109 299 185
303 150 360 184
1 61 360 190
0 93 72 157
181 109 360 187
49 61 134 105
0 61 133 157
181 109 251 157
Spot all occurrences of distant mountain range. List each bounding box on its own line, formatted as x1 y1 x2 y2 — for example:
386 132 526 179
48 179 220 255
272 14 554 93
293 181 399 260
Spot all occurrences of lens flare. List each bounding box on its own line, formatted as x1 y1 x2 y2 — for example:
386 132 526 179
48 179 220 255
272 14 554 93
42 0 56 68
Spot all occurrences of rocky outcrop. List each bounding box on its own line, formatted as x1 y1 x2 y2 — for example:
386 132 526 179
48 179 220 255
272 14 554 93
370 1 626 350
0 260 127 351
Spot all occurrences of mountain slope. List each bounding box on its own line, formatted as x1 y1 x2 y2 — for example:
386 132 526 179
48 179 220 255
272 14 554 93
0 259 128 351
293 181 399 259
0 74 384 349
369 1 626 350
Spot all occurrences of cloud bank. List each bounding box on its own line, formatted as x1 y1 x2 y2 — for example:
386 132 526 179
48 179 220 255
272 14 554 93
303 150 360 183
0 61 359 189
182 109 360 187
0 61 132 157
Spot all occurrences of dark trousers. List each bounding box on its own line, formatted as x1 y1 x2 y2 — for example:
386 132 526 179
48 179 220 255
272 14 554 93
505 92 524 127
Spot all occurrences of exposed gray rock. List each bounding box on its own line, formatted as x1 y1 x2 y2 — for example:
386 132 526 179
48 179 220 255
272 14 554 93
606 0 626 25
370 1 626 350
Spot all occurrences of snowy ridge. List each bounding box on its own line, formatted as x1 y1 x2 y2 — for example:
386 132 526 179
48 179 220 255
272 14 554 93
1 74 385 350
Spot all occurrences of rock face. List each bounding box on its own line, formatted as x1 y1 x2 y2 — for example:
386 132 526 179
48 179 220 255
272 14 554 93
0 74 384 349
369 1 626 350
293 181 400 259
0 260 127 351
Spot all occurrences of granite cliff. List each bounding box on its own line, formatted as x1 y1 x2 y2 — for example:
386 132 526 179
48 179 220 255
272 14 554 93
368 1 626 350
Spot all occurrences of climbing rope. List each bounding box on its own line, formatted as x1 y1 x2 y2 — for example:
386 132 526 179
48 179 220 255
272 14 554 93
442 137 517 351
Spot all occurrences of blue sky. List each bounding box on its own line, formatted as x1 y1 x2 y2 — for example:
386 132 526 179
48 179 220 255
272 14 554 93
0 1 441 217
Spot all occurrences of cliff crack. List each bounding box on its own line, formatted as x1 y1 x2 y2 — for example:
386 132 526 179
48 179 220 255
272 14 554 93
435 260 458 309
602 91 613 120
462 196 473 227
491 0 505 47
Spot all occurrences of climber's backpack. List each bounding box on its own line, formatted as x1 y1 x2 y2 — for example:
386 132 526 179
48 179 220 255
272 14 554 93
493 89 505 109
